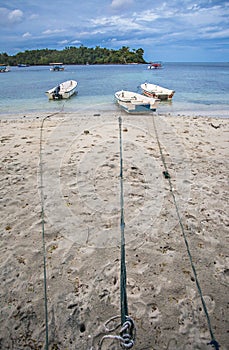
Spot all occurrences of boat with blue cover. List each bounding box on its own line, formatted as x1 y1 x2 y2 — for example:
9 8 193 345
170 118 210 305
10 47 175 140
0 64 10 72
115 90 160 113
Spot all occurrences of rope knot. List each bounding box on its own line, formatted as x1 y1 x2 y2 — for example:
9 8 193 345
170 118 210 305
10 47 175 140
120 318 135 349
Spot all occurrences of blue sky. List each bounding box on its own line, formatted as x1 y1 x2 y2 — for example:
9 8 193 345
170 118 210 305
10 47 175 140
0 0 228 62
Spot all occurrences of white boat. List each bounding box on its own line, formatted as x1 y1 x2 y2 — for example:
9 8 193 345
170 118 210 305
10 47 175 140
0 64 10 72
49 62 64 71
141 82 175 100
45 80 77 100
18 64 29 67
115 90 160 113
147 62 162 69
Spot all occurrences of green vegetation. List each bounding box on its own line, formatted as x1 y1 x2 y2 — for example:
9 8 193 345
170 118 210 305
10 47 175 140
0 46 146 65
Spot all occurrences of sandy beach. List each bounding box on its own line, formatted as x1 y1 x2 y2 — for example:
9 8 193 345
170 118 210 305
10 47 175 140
0 111 228 350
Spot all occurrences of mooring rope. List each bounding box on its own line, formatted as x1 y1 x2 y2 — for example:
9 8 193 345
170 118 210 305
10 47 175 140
39 111 63 350
97 117 135 349
118 116 135 348
119 117 135 349
152 115 220 350
119 115 129 325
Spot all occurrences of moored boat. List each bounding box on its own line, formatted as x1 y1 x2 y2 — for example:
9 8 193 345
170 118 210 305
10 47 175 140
18 64 30 67
141 82 175 100
115 90 160 113
45 80 78 100
49 62 64 71
147 62 162 69
0 64 10 72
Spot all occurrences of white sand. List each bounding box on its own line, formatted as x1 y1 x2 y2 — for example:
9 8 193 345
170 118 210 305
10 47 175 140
0 111 228 349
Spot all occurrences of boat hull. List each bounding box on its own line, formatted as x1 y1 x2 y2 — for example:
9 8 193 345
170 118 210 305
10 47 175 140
116 100 158 113
50 67 64 71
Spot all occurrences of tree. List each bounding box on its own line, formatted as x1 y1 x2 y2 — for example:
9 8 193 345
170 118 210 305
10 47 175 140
0 46 147 66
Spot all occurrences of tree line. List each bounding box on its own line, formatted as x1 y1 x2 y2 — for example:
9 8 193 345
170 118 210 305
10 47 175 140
0 46 146 66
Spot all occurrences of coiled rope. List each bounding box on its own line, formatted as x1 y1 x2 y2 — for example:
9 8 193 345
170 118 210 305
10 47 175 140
98 316 135 349
152 115 220 350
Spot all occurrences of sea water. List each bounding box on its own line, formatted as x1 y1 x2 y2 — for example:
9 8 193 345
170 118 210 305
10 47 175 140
0 62 228 118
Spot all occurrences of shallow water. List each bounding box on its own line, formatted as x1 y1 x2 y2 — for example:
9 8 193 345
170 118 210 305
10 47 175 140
0 62 228 117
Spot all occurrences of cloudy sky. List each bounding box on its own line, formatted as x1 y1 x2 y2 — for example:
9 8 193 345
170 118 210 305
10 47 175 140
0 0 228 62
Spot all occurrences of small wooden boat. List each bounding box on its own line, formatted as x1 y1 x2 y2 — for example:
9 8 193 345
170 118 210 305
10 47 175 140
45 80 77 100
115 90 160 113
49 62 64 71
141 82 175 100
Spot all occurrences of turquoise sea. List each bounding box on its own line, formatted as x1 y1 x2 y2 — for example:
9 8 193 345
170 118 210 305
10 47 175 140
0 62 228 118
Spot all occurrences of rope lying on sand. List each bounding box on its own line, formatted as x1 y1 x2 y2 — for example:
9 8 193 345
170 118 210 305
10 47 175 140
97 116 136 349
118 116 136 348
39 111 64 350
152 115 220 350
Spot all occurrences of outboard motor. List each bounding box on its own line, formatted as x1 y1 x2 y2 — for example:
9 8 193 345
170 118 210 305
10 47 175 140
53 85 62 99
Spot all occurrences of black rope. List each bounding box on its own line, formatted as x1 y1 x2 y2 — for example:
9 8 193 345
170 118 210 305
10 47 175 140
39 115 51 350
39 112 61 350
118 116 135 349
152 115 220 350
119 116 129 325
95 117 136 349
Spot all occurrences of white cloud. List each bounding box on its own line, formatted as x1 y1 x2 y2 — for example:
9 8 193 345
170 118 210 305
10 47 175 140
8 9 23 23
22 32 32 38
91 15 140 31
133 10 160 22
42 29 65 35
58 39 69 44
71 40 81 44
201 28 229 40
0 7 23 26
179 4 229 27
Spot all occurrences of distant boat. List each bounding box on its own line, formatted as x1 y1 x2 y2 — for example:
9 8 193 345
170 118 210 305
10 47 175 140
0 64 10 72
141 82 175 100
49 62 64 71
18 64 30 67
115 90 160 113
45 80 78 100
147 62 162 69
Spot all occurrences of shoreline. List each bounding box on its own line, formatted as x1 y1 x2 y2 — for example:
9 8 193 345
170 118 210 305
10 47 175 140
1 93 229 122
0 111 228 349
0 107 228 121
